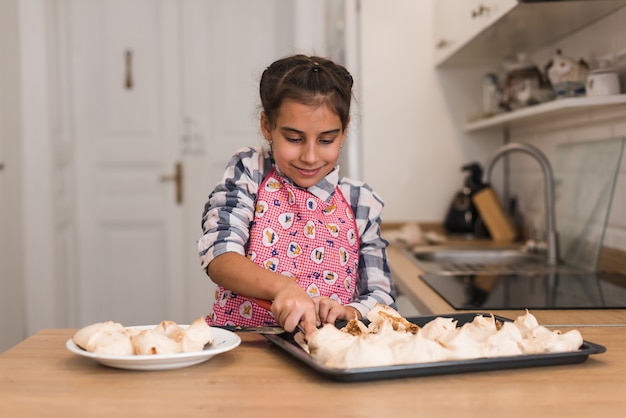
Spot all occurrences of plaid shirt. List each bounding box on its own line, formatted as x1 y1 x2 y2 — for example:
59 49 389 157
198 146 396 316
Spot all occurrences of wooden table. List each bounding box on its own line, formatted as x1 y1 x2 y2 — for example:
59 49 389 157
0 325 624 417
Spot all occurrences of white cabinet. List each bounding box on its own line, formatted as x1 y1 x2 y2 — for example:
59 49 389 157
434 0 626 132
434 0 516 67
434 0 626 68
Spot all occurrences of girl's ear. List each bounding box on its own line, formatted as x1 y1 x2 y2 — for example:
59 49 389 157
260 112 272 142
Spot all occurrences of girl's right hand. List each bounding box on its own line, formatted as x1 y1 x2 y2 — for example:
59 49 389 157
270 282 319 338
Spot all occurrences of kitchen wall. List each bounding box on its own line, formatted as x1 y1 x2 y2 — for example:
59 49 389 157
358 0 501 225
359 1 626 256
492 7 626 255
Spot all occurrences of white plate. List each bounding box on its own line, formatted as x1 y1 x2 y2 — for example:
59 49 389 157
66 325 241 371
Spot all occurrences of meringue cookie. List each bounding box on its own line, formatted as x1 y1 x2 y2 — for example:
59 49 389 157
305 305 584 369
72 316 214 356
72 321 134 356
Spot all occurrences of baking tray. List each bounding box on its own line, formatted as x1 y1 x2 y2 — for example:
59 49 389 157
263 313 606 382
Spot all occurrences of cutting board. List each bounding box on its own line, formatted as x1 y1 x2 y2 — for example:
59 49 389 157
472 187 517 243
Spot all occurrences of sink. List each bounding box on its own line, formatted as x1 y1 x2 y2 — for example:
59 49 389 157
406 247 588 276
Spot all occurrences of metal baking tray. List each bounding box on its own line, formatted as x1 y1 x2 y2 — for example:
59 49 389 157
263 313 606 382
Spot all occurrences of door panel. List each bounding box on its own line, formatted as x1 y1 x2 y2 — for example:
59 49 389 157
69 0 329 326
71 0 184 325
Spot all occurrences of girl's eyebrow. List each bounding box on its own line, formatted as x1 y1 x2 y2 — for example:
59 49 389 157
280 127 342 136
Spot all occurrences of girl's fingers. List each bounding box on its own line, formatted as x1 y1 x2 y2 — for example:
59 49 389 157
314 297 344 324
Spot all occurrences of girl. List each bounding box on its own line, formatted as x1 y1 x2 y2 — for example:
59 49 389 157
198 54 396 338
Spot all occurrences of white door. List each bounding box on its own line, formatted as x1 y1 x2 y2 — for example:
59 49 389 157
70 0 186 325
68 0 330 326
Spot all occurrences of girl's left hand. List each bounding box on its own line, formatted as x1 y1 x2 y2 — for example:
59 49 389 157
313 296 361 325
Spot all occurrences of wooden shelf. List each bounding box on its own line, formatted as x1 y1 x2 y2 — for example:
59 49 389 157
465 94 626 132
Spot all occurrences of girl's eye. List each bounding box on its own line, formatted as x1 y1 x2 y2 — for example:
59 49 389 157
319 137 336 145
286 137 302 143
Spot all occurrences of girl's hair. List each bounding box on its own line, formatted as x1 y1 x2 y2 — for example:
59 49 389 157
260 54 354 131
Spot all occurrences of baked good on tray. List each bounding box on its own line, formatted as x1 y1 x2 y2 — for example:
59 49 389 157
304 305 583 369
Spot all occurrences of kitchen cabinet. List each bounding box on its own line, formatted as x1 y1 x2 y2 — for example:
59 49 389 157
435 0 626 68
434 0 626 133
434 0 516 67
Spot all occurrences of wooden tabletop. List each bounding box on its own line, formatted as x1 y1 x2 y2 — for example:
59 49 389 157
0 325 624 417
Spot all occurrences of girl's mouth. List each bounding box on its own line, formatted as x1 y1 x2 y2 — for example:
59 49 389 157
295 167 322 177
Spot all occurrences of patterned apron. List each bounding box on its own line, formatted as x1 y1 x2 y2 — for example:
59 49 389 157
207 168 360 326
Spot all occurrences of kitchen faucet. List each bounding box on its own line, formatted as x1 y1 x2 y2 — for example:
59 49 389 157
485 142 559 266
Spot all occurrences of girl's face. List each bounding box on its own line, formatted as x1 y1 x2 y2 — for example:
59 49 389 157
261 99 347 188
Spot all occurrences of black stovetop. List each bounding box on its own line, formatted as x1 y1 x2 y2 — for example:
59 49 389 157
420 271 626 310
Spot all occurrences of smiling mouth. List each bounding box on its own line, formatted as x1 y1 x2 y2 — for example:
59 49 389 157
295 167 322 177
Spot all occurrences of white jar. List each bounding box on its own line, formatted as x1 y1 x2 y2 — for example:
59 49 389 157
482 73 501 117
586 69 621 96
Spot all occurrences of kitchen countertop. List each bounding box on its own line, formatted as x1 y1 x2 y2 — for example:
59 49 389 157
1 326 625 417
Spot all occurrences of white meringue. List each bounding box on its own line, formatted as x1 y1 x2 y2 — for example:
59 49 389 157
481 322 524 357
72 321 134 356
395 332 448 364
307 324 358 367
419 316 457 341
438 324 484 360
546 329 584 353
513 309 540 337
72 317 215 356
180 317 215 352
305 305 585 369
132 329 182 355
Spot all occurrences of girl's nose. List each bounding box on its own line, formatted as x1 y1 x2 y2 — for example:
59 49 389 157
300 142 318 164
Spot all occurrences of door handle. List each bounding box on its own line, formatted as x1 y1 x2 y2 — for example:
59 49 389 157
124 49 133 90
159 161 183 205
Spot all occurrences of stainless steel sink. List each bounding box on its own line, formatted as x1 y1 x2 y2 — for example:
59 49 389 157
406 247 587 276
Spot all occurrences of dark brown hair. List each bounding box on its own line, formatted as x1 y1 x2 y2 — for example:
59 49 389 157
259 54 354 131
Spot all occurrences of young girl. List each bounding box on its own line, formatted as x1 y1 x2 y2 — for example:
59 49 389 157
198 54 396 338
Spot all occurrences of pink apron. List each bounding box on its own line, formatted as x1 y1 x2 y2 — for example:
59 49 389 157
207 168 359 327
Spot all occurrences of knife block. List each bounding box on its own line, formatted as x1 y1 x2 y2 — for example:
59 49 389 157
472 187 517 242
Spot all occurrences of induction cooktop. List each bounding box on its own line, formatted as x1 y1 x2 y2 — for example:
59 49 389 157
420 271 626 310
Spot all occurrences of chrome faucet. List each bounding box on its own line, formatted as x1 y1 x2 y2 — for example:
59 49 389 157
485 142 559 266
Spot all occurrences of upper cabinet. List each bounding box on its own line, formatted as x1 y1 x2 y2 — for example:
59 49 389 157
434 0 626 68
434 0 516 67
434 0 626 133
